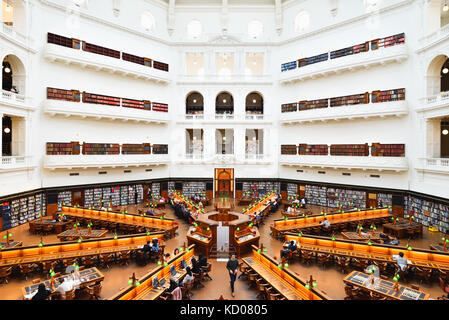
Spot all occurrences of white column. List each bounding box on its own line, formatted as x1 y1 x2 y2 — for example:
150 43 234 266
11 116 26 156
426 118 441 158
424 0 441 36
203 127 215 158
234 128 245 160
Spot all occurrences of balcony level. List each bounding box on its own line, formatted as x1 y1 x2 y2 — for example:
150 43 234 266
279 155 409 172
417 92 449 118
0 156 36 173
0 24 35 52
176 113 273 124
280 44 408 85
43 99 169 124
175 153 273 165
281 100 408 124
43 43 171 84
415 158 449 175
43 154 170 170
176 74 273 85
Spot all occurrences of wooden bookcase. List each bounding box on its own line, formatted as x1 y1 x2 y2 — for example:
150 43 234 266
371 143 405 157
47 87 81 102
152 102 168 113
298 52 328 68
281 61 297 72
46 142 80 155
281 103 298 113
121 143 151 155
330 92 369 107
153 60 169 72
82 92 121 106
281 145 297 155
371 88 405 103
330 144 369 156
152 144 168 154
47 33 80 49
371 33 405 50
82 143 120 155
330 42 369 59
298 144 328 155
298 99 328 111
82 41 121 59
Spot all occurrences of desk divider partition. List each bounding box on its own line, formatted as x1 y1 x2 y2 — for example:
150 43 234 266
109 244 195 300
284 233 449 271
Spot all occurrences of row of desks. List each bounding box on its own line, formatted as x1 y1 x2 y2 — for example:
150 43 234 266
56 229 108 241
343 271 430 300
0 233 165 268
109 245 195 300
284 234 449 271
59 206 178 237
29 219 73 234
242 246 330 300
244 193 277 219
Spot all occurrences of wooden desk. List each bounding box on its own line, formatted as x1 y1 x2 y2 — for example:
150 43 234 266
343 271 430 300
235 230 260 257
430 244 449 252
56 229 108 241
0 241 22 249
243 246 329 300
23 267 104 299
60 206 178 238
109 245 195 300
245 193 276 219
383 219 423 239
238 199 252 206
272 209 391 238
284 233 449 272
341 232 383 242
215 198 233 214
29 219 73 234
186 231 212 258
0 233 165 268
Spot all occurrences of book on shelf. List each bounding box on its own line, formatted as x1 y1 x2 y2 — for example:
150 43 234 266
281 145 297 155
281 103 298 113
298 144 328 155
151 183 161 198
281 61 297 72
377 193 392 208
287 183 298 198
82 41 121 59
371 143 405 157
371 33 405 50
58 191 72 210
82 143 120 155
82 92 121 106
152 144 168 154
46 142 80 155
84 189 94 207
47 32 80 49
298 99 328 111
182 182 206 198
153 60 169 72
330 144 369 156
152 102 168 113
371 88 405 103
111 186 121 207
122 143 151 155
47 87 80 102
93 188 103 206
330 42 369 60
298 52 329 68
120 186 129 205
327 188 366 209
305 185 328 207
121 52 151 67
330 93 369 107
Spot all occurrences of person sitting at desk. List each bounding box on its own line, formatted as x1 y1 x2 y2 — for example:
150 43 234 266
286 206 293 214
288 240 297 252
173 248 180 256
55 277 74 300
142 241 151 262
180 267 194 287
392 252 411 272
145 208 155 216
168 278 179 292
198 253 207 268
151 240 159 253
380 233 399 245
320 218 331 230
301 197 307 209
164 253 171 263
191 257 201 274
31 283 52 300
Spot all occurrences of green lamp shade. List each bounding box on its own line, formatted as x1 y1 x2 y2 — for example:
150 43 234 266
393 277 398 282
128 280 133 285
237 228 240 231
257 249 261 253
277 264 282 269
2 236 6 239
368 241 372 246
408 246 412 251
157 261 162 266
331 236 335 241
164 263 168 267
114 235 118 239
312 282 317 287
284 263 289 268
136 282 140 286
263 248 267 252
305 284 310 289
179 248 184 252
78 238 82 243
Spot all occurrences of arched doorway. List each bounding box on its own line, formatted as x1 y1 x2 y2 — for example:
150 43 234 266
426 54 449 96
2 54 26 95
186 91 204 115
215 92 234 115
214 168 234 198
245 92 263 115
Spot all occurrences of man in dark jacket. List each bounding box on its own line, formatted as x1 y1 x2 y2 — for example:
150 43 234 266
226 254 239 297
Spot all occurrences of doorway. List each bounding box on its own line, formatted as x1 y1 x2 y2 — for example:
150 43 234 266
214 168 234 198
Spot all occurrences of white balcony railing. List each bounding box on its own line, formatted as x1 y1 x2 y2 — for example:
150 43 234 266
0 23 33 49
418 23 449 52
43 154 170 170
281 100 408 124
43 43 171 84
175 153 272 165
279 155 409 172
417 92 449 116
0 156 35 171
416 158 449 175
176 113 272 123
280 44 408 84
2 90 25 103
43 99 169 124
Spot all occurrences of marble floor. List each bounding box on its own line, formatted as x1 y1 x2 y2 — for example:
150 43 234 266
0 201 446 300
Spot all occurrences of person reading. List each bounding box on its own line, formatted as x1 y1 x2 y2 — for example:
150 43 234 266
55 277 74 300
226 254 239 297
320 218 331 230
392 252 411 271
31 283 52 300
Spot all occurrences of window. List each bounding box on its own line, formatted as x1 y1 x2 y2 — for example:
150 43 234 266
141 11 155 32
248 20 263 39
295 11 310 33
187 20 202 40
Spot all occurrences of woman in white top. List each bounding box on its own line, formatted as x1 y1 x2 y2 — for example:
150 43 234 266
182 266 194 286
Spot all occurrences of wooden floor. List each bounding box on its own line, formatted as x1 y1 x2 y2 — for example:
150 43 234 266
0 201 445 300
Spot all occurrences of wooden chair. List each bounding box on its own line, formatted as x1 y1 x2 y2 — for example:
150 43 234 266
238 263 249 280
62 258 77 269
42 224 54 235
352 258 368 271
317 253 331 269
438 269 449 282
99 253 115 269
335 256 350 274
62 288 76 300
415 267 432 284
41 261 58 275
193 271 205 289
344 284 360 300
32 278 41 284
82 255 97 268
369 291 387 300
29 223 37 234
182 281 194 300
438 277 449 300
394 264 409 283
264 286 282 300
85 283 102 300
300 250 314 265
19 264 36 280
0 267 12 284
372 261 389 275
201 263 212 281
380 275 388 280
410 284 420 291
247 271 259 288
118 251 131 266
256 278 270 300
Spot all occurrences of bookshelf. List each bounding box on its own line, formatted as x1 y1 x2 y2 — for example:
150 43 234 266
168 182 175 193
287 183 298 198
298 144 328 155
298 52 329 68
371 143 405 157
122 52 151 67
405 196 449 234
182 182 206 198
120 186 129 205
330 144 369 156
153 60 169 72
47 87 80 102
281 103 298 113
34 193 45 220
102 187 112 206
151 183 161 198
10 199 20 228
242 182 279 198
330 42 369 59
281 145 297 155
18 197 28 225
121 98 145 110
371 33 405 50
298 99 328 111
46 142 80 155
93 188 103 206
371 88 405 103
152 102 169 113
152 144 168 154
47 33 80 49
111 186 121 207
82 143 120 155
327 188 366 209
27 196 35 222
330 93 369 107
136 185 144 203
82 41 121 59
82 92 121 106
84 189 94 207
1 202 12 230
122 143 151 155
305 184 328 207
377 193 392 208
281 61 297 72
58 191 72 210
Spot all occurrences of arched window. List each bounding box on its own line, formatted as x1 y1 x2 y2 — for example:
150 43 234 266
426 55 449 96
245 92 263 115
187 20 202 39
248 20 263 39
215 92 234 115
295 11 310 33
186 92 204 115
141 11 155 32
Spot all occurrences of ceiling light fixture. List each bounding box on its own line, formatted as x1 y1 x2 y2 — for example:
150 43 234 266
4 67 11 73
193 99 197 103
223 99 227 103
253 99 257 103
443 68 449 74
443 129 449 135
444 3 449 12
3 127 11 134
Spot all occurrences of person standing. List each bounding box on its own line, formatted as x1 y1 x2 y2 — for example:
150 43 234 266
226 254 239 297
